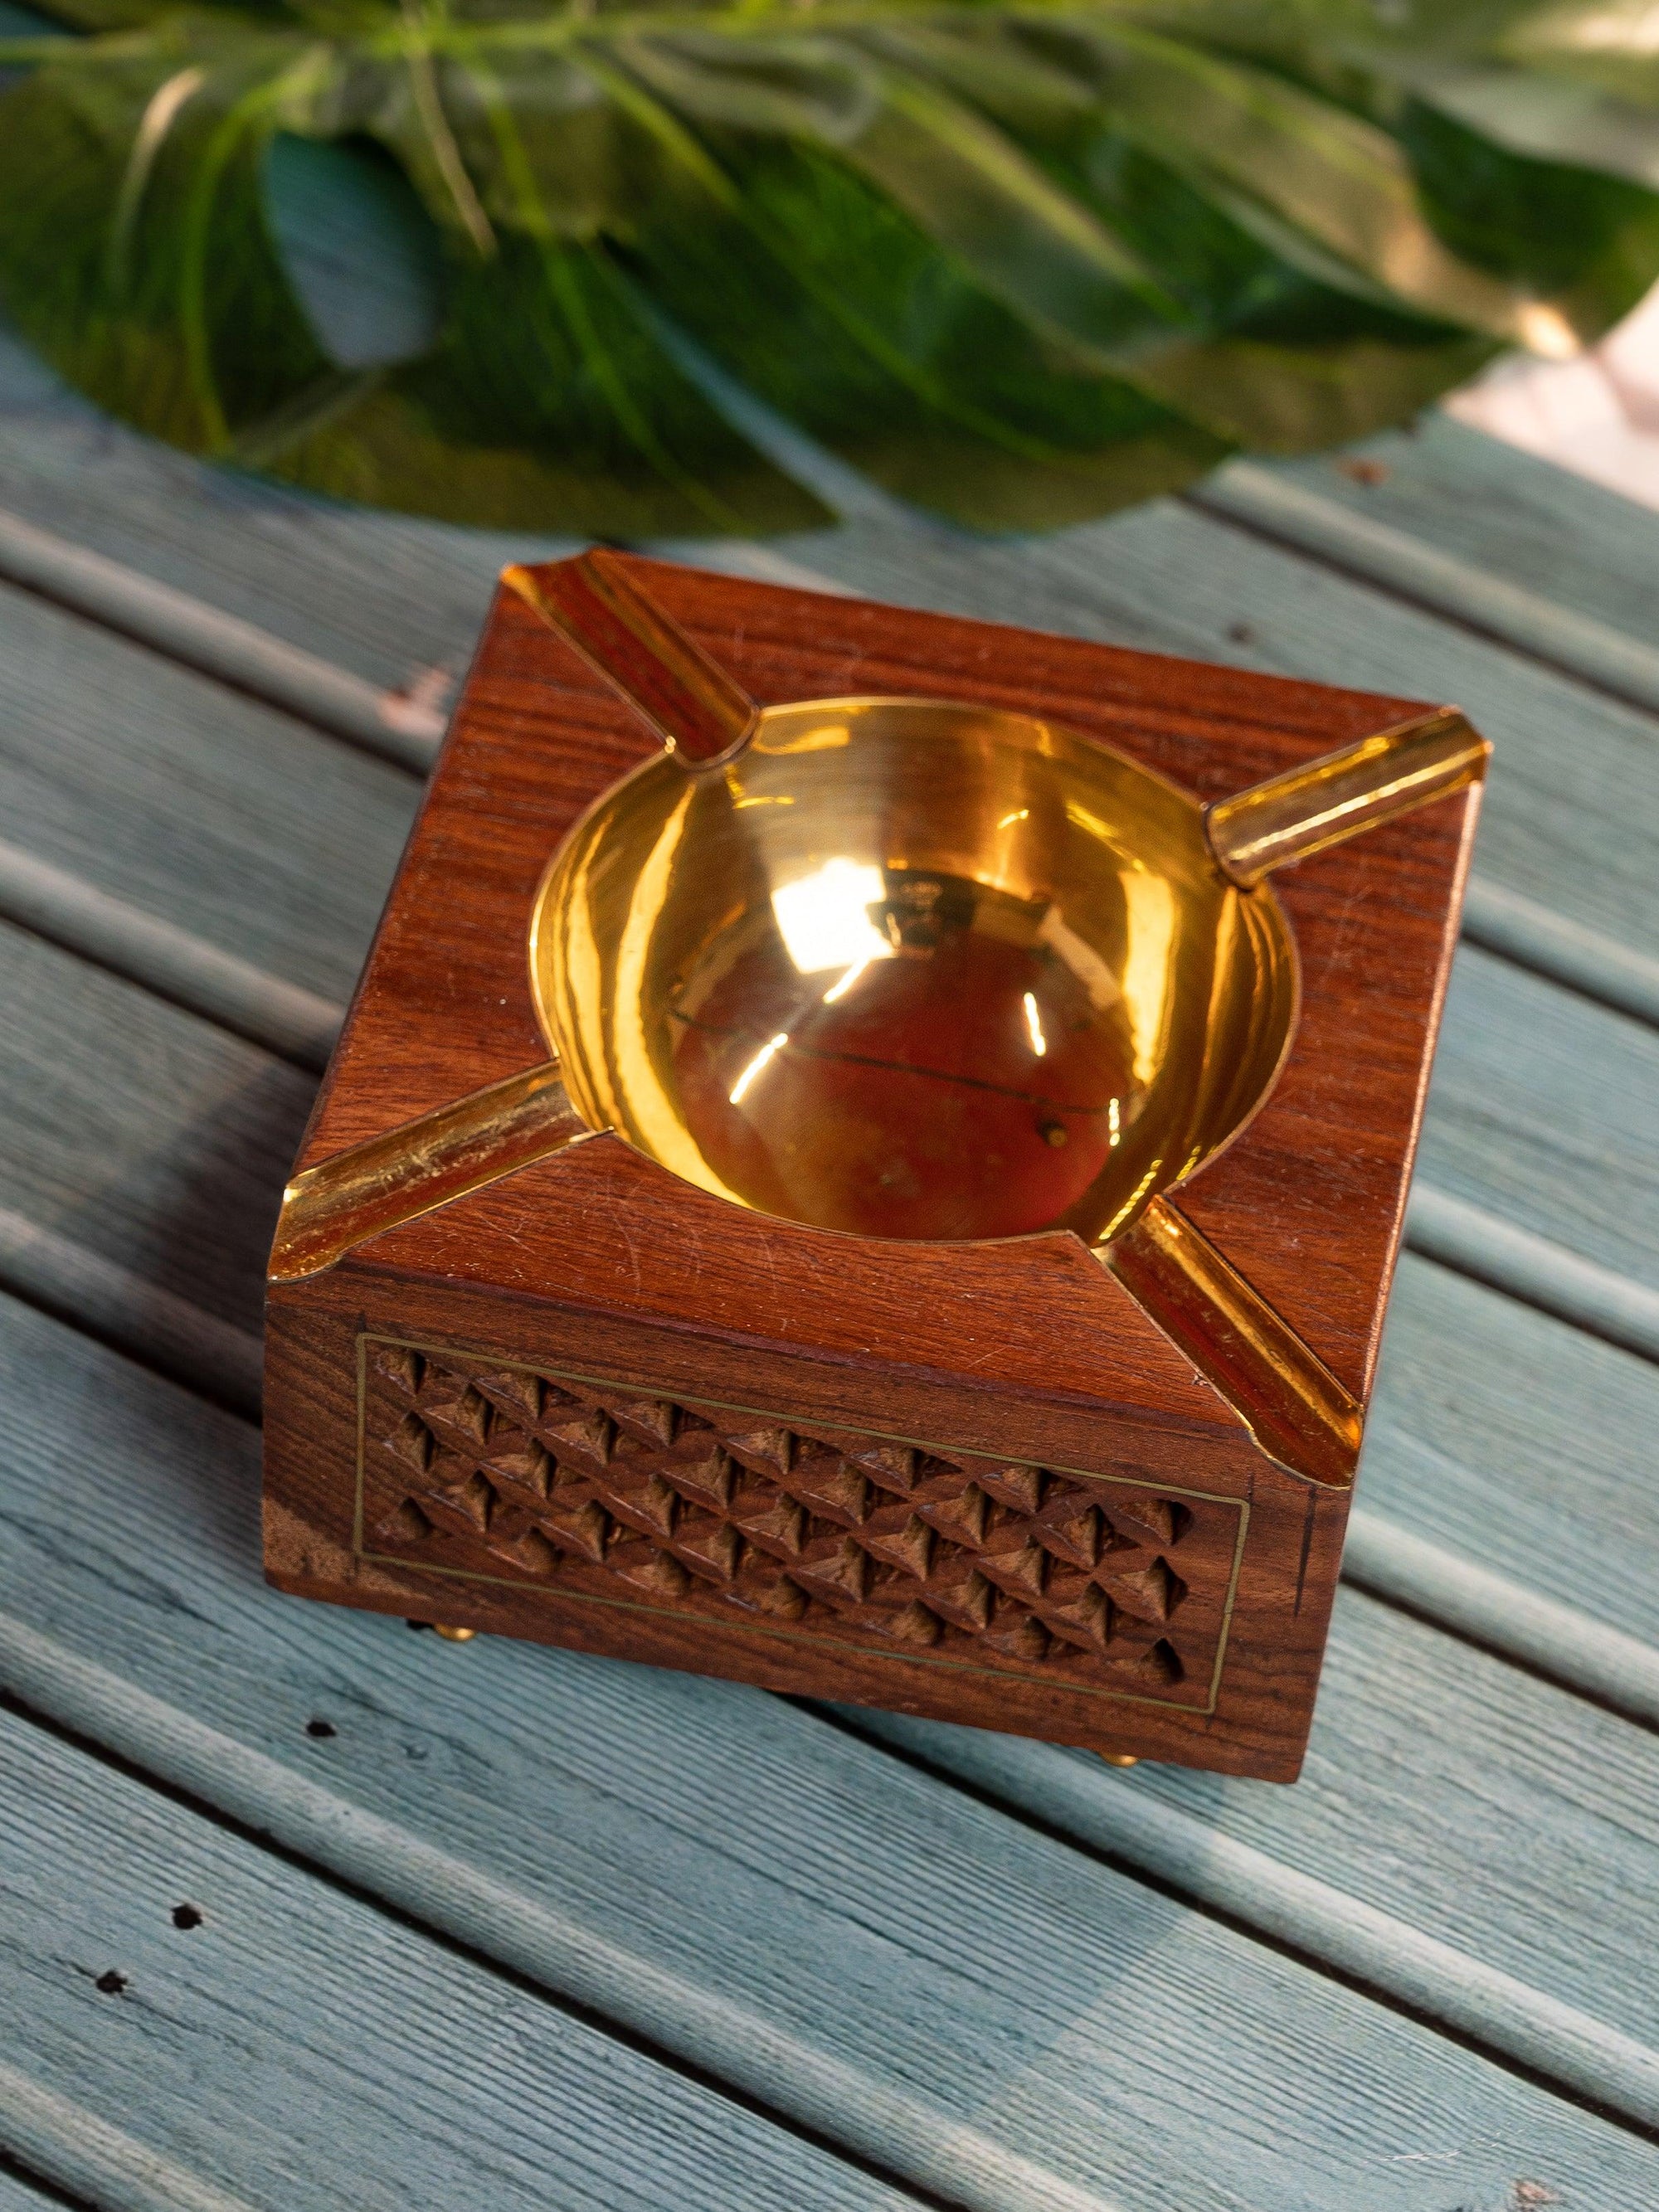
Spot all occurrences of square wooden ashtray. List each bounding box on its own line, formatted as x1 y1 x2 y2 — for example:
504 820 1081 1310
263 554 1486 1782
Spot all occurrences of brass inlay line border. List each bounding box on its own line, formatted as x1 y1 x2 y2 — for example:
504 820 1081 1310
354 1333 1251 1717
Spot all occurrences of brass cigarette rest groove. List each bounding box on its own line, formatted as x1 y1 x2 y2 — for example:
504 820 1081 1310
271 550 1487 1488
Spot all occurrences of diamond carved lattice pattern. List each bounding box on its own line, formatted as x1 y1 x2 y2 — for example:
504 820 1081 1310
359 1340 1243 1708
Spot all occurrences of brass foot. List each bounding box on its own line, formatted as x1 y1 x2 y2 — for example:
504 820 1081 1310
433 1624 477 1643
1099 1753 1139 1767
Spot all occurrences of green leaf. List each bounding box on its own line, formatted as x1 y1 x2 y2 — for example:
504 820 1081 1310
1 0 1657 537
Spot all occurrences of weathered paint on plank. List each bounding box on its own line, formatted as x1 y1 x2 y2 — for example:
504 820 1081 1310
862 1579 1659 2054
0 504 441 769
0 326 552 693
1253 415 1659 658
0 923 309 1334
1406 1184 1659 1366
1457 875 1659 1033
0 1201 261 1422
850 1667 1659 2130
1419 946 1659 1295
0 1289 1652 2211
1364 1251 1659 1656
1193 462 1659 719
0 581 416 1001
0 1709 922 2212
0 834 341 1071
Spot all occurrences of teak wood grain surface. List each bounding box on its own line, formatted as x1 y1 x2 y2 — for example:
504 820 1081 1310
1 260 1658 2210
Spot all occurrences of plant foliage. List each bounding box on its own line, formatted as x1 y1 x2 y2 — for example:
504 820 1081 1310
3 0 1659 535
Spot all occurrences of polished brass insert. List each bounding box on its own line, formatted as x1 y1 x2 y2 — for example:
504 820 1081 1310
504 554 757 767
270 1060 593 1283
1102 1196 1363 1487
528 693 1298 1247
1206 707 1488 887
273 553 1489 1483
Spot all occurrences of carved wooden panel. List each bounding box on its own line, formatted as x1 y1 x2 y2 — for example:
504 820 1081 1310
357 1336 1248 1712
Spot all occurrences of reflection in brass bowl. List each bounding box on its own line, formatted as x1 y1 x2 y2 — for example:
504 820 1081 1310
530 698 1298 1247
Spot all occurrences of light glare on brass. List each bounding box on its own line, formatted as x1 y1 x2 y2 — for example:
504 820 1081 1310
728 1032 790 1106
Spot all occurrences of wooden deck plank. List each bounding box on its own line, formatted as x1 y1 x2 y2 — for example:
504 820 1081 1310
0 503 440 770
1405 1187 1659 1367
862 1582 1659 2052
0 923 309 1336
1 1290 1654 2206
0 326 546 695
1420 947 1659 1294
1192 459 1659 723
1243 414 1659 659
0 1708 921 2212
1364 1252 1659 1660
0 582 416 1003
0 837 341 1070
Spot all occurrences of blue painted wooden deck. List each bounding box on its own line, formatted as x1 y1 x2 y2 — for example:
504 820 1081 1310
2 290 1657 2210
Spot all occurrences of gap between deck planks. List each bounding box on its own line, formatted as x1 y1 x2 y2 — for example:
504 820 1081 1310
0 2170 60 2212
2 1286 1657 2211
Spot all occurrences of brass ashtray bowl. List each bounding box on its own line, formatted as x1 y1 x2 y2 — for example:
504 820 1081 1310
530 694 1298 1248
